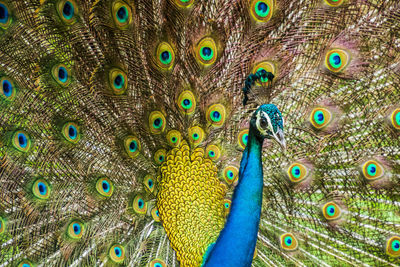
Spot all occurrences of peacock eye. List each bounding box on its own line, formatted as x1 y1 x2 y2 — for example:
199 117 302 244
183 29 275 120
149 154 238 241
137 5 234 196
287 163 308 183
167 130 182 147
149 259 167 267
96 177 114 197
156 42 175 70
144 175 155 193
310 107 332 129
280 233 298 251
325 0 344 7
52 64 71 87
362 160 384 180
322 202 341 221
57 0 78 24
124 136 141 158
12 130 32 152
386 236 400 257
151 207 160 222
206 104 226 128
109 244 125 263
223 166 239 184
195 37 218 66
32 179 51 200
325 49 349 73
174 0 194 8
154 148 166 165
237 129 249 149
250 0 274 22
132 195 147 214
206 144 221 161
112 0 133 29
223 199 231 216
189 126 205 146
109 68 128 95
17 260 34 267
177 90 196 115
149 111 166 134
0 2 12 29
67 220 84 240
62 122 80 143
0 77 16 100
390 108 400 130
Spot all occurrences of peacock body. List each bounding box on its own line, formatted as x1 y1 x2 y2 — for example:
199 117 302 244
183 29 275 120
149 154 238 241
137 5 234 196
0 0 400 266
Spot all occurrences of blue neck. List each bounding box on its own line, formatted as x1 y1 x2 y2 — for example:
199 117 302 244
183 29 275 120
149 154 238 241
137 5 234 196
203 127 264 267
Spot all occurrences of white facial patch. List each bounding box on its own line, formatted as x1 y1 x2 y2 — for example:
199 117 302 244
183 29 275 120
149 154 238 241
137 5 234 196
256 110 273 136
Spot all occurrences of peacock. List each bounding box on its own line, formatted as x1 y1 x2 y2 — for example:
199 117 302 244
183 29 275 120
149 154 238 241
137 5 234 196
0 0 400 266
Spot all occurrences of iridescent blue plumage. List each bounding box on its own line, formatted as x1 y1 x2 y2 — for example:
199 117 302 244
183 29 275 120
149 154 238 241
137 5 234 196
203 104 285 266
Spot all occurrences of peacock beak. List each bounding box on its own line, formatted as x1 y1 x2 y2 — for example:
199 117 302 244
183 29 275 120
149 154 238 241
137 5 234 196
273 128 286 150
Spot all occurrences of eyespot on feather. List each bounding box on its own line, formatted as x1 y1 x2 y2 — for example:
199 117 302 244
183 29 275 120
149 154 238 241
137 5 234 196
149 111 166 134
188 126 205 146
112 0 133 29
325 49 349 73
177 90 196 115
322 201 341 220
56 0 78 24
195 37 218 66
96 177 114 197
223 166 239 184
280 233 298 251
250 0 274 22
67 220 84 240
0 77 16 100
156 42 175 70
32 179 51 200
361 160 384 181
206 104 226 128
310 107 332 129
109 244 125 263
124 136 141 158
12 130 32 152
206 144 221 161
62 122 80 143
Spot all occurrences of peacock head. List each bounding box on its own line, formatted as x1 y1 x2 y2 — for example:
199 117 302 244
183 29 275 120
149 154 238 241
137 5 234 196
251 104 286 149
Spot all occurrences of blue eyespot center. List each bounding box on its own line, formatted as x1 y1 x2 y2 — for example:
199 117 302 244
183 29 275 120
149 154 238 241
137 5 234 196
117 6 128 22
156 210 159 216
38 182 46 195
224 203 229 208
114 74 124 89
193 133 198 138
210 151 215 156
159 155 164 161
138 199 144 208
129 141 136 152
0 4 9 23
114 247 121 257
18 133 27 148
148 179 153 188
172 137 177 142
154 118 161 127
317 113 324 121
73 223 81 234
58 67 68 82
333 55 341 65
102 181 110 192
2 80 12 97
161 51 170 61
63 1 74 20
227 170 234 178
202 47 212 57
285 237 292 245
68 125 77 139
257 2 268 12
212 111 220 120
183 99 190 106
155 263 162 267
327 205 335 216
22 264 31 267
392 240 400 251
